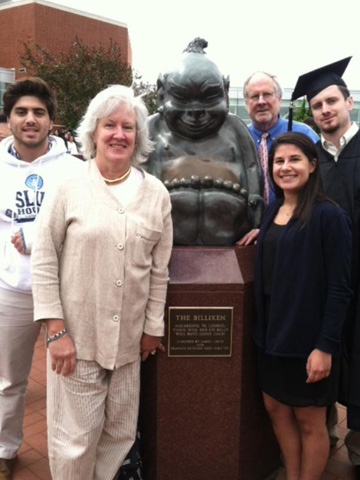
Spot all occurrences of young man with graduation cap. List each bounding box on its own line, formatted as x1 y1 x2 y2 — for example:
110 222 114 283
291 56 360 477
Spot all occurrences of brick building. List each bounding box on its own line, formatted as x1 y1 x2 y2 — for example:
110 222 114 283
0 0 131 79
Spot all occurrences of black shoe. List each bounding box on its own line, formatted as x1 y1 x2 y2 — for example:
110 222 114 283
354 465 360 480
0 457 17 480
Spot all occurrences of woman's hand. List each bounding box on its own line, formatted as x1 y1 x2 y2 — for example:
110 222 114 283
306 348 332 383
236 228 259 246
140 333 165 361
46 319 76 376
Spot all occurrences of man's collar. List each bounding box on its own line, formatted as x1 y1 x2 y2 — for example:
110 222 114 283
8 138 53 161
321 122 359 151
250 116 281 137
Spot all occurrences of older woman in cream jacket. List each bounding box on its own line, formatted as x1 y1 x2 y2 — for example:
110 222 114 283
31 86 173 480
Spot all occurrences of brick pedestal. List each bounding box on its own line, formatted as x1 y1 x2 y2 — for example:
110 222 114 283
141 246 279 480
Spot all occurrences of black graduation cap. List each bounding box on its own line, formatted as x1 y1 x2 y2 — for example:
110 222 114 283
288 56 352 131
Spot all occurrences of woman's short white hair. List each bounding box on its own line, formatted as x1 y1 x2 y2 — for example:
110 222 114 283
76 85 153 164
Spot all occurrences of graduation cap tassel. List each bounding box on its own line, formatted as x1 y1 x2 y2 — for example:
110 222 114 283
288 100 293 132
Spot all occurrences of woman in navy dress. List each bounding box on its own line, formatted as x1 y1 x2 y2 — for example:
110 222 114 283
253 132 352 480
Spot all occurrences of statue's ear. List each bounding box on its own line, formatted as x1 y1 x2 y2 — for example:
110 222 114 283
157 74 165 109
223 75 230 95
223 75 230 109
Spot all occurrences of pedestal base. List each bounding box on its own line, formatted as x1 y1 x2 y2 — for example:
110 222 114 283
141 246 279 480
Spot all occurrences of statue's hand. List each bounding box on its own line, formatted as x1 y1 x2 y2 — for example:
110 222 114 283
248 194 264 228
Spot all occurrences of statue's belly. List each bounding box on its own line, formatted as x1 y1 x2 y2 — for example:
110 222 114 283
161 156 249 245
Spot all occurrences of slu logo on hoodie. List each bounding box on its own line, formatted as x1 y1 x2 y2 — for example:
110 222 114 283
25 174 43 190
14 174 45 223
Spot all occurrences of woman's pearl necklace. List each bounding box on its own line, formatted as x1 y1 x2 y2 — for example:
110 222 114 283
102 167 131 184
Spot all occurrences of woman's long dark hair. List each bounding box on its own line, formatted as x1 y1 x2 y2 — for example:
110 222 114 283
268 132 331 228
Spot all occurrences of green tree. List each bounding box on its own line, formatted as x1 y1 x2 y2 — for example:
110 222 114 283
293 98 311 122
292 97 320 134
133 81 158 115
21 37 134 130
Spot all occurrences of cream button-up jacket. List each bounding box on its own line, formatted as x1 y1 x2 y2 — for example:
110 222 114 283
31 160 173 369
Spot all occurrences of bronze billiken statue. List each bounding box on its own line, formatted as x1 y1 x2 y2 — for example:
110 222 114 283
144 38 262 246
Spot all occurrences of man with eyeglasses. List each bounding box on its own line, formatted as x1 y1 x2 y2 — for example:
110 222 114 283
237 72 318 246
244 72 318 203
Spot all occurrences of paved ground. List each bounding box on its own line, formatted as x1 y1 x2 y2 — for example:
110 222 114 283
13 330 356 480
13 329 49 480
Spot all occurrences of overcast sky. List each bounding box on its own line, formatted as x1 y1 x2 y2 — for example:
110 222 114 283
49 0 359 91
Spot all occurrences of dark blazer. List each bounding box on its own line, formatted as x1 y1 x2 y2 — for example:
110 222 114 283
253 200 353 358
316 132 360 422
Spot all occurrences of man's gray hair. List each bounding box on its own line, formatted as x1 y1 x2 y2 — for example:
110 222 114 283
77 85 153 163
243 72 282 100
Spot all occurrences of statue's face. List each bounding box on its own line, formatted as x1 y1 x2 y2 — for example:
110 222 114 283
161 58 228 140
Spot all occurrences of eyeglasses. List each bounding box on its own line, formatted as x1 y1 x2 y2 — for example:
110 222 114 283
247 92 277 104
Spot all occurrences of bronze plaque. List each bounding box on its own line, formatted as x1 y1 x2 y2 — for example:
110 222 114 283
168 307 233 357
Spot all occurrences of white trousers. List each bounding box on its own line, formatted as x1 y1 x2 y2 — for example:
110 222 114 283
0 287 40 459
47 356 140 480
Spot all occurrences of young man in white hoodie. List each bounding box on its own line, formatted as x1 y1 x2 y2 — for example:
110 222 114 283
0 77 84 480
